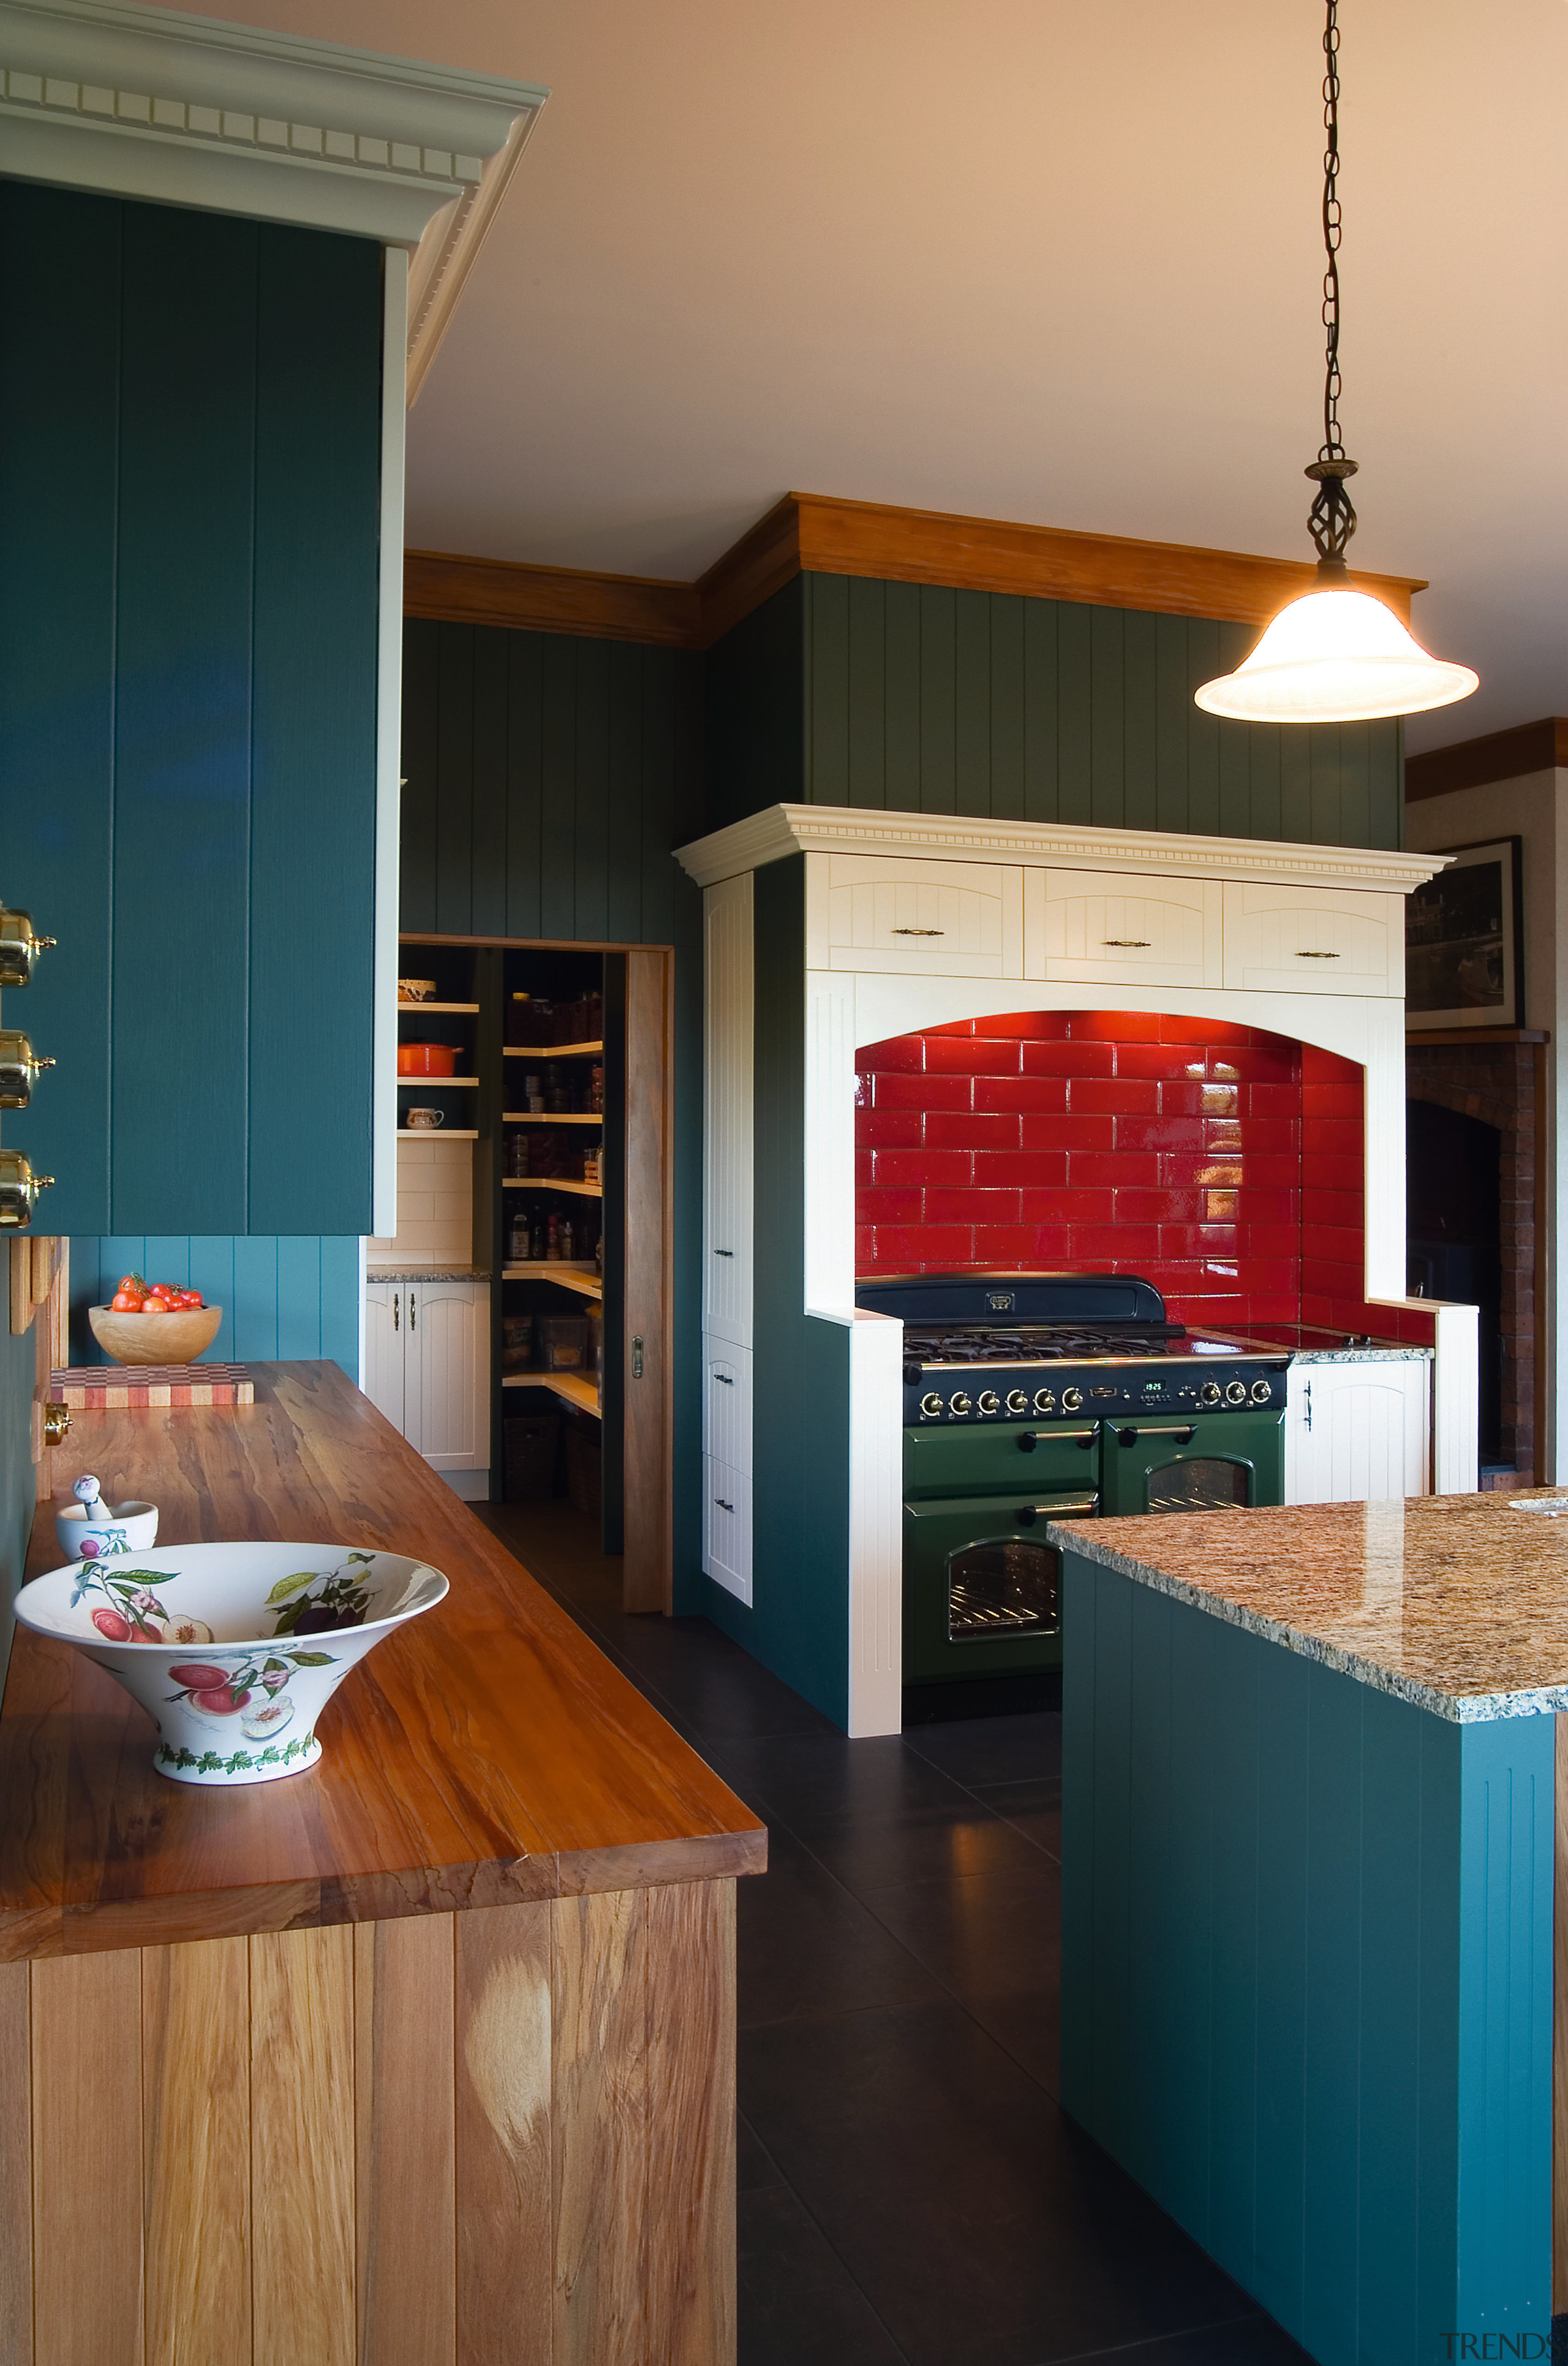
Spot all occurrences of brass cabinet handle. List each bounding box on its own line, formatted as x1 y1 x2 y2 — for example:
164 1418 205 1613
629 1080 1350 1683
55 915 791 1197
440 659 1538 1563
42 1403 70 1445
1295 950 1341 959
890 927 944 936
1115 1423 1196 1445
1017 1429 1098 1450
1102 939 1152 948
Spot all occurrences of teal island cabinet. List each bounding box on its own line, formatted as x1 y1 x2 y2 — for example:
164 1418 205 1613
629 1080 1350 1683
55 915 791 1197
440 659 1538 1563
1052 1494 1568 2365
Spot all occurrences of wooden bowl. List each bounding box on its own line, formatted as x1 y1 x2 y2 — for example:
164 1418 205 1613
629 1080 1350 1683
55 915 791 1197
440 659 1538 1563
88 1304 224 1366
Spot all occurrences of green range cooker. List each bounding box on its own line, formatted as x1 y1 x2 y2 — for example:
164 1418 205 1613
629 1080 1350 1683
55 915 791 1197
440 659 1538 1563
854 1273 1290 1693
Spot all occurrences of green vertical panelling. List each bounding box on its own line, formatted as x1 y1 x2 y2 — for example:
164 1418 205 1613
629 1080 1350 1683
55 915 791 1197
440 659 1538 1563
1022 598 1060 821
704 576 806 830
70 1235 359 1377
0 186 119 1227
699 855 851 1723
571 639 609 940
400 621 441 934
435 626 475 935
470 630 510 940
952 591 991 815
249 227 380 1235
539 634 578 931
113 205 256 1233
1059 1552 1555 2363
846 576 886 806
504 632 544 938
773 574 1404 849
917 585 957 812
606 644 644 942
807 572 850 804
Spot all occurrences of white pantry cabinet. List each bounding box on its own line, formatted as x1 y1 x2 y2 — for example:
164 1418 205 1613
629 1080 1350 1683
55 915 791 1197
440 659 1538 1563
1222 883 1404 997
806 852 1023 978
363 1279 490 1474
1283 1358 1430 1503
1023 868 1223 990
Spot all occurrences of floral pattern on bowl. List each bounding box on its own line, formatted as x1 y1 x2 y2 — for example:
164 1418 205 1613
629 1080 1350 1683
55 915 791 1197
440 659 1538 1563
13 1543 448 1786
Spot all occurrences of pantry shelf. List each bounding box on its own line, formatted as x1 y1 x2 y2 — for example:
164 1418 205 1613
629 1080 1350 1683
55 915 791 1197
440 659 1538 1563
502 1264 602 1299
502 1112 603 1124
502 1369 601 1417
396 1001 479 1015
503 1041 603 1060
502 1178 602 1198
399 1128 479 1139
397 1075 480 1087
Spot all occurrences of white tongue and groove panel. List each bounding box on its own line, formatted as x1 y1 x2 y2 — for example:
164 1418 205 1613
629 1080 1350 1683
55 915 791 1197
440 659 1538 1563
809 853 1023 977
703 1457 753 1604
703 872 753 1348
1283 1359 1430 1502
1222 883 1404 996
1024 869 1223 989
703 1341 753 1473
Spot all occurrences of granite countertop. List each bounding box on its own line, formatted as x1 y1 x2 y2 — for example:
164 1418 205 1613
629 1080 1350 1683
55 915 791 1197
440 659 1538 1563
1238 1324 1433 1364
1050 1492 1568 1723
366 1265 491 1282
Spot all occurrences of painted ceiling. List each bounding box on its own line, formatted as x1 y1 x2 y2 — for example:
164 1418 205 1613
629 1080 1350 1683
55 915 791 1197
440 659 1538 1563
162 0 1566 752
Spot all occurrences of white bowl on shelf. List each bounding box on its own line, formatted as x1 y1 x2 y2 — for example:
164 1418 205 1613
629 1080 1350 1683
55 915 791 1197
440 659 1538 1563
13 1541 448 1785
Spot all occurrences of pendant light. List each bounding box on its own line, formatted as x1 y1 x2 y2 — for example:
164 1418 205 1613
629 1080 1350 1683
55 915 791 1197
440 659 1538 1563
1194 0 1477 725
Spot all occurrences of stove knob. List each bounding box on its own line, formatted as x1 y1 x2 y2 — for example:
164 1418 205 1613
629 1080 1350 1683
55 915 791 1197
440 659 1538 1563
1225 1380 1248 1405
1033 1388 1057 1415
1199 1381 1222 1407
1250 1378 1273 1405
1005 1389 1030 1416
977 1390 1001 1418
919 1391 944 1420
949 1391 972 1419
1061 1386 1084 1414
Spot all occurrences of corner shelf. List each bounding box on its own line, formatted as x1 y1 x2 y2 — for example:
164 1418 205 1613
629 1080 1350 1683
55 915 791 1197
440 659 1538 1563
502 1177 601 1198
504 1040 603 1060
502 1369 601 1417
397 1001 479 1015
503 1112 603 1125
502 1263 602 1299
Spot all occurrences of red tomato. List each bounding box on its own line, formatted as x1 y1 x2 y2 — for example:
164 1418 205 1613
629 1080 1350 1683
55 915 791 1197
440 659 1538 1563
183 1291 204 1309
116 1273 143 1294
141 1296 166 1313
109 1290 143 1313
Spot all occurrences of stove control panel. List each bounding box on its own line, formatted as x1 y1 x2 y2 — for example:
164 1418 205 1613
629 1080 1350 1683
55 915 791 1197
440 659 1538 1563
905 1361 1289 1424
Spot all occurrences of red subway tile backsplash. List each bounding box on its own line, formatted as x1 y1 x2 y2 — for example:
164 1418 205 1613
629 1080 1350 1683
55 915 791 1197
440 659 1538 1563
856 1009 1373 1336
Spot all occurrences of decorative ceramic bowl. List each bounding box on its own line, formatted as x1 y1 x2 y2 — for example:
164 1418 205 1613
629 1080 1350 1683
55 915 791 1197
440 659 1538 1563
398 978 437 1002
88 1304 224 1365
54 1497 159 1562
13 1541 448 1785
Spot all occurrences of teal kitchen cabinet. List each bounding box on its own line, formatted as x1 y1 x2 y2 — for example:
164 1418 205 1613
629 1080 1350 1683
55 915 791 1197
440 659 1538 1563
0 184 383 1237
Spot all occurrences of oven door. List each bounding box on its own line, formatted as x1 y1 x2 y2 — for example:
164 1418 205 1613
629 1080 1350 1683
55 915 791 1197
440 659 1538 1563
1099 1410 1284 1516
902 1490 1097 1685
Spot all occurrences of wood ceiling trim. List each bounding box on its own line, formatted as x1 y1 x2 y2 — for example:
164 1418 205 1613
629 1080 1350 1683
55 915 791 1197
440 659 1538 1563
1405 717 1568 803
406 491 1428 648
404 549 699 647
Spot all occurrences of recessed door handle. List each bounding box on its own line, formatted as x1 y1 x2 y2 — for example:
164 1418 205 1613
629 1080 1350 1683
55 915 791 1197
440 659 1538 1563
1102 939 1152 948
890 927 944 935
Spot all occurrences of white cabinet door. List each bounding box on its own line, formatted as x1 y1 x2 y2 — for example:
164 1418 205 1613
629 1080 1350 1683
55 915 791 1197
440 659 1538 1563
362 1285 404 1432
1222 883 1404 996
1284 1361 1430 1502
808 853 1023 977
704 873 754 1349
703 1454 753 1603
407 1282 488 1469
1023 869 1223 988
703 1340 753 1473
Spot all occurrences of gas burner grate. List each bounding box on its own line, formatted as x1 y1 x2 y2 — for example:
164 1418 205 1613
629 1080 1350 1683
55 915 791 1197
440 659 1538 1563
905 1324 1181 1365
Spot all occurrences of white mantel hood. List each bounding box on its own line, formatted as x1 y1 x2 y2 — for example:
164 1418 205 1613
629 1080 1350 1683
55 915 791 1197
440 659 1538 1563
674 803 1447 896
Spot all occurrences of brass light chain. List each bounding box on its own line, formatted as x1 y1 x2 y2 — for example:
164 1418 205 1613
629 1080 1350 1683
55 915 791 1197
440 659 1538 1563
1305 0 1359 570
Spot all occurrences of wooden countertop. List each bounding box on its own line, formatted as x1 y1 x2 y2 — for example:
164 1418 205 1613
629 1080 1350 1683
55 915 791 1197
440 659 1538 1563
0 1361 764 1960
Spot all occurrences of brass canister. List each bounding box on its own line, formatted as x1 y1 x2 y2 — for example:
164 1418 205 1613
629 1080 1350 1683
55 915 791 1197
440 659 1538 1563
0 1029 55 1108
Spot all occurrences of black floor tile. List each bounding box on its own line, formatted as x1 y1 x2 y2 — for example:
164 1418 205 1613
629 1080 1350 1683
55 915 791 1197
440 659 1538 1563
739 2185 910 2365
712 1728 976 1828
968 1775 1063 1863
737 1821 945 2030
742 2000 1263 2366
794 1797 1048 1899
737 2110 784 2191
1055 2311 1316 2366
861 1864 1060 2002
904 1709 1063 1789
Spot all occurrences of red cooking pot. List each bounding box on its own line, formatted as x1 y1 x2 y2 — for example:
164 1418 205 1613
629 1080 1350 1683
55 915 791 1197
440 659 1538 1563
398 1043 458 1077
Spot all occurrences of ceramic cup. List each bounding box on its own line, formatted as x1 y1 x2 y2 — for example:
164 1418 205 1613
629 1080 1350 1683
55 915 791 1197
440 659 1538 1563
54 1498 159 1563
397 978 437 1002
13 1541 448 1785
405 1107 445 1129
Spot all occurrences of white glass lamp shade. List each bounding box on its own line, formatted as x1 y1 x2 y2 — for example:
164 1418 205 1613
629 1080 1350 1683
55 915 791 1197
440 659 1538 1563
1194 587 1478 724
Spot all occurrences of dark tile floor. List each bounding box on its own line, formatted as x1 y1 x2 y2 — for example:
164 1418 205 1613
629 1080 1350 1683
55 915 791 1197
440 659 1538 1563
477 1500 1314 2366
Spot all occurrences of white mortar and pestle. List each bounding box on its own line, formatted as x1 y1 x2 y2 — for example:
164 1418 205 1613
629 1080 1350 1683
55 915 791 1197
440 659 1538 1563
54 1473 159 1564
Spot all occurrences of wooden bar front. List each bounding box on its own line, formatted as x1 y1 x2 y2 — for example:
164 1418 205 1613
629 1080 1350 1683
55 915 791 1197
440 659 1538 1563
0 1363 763 2365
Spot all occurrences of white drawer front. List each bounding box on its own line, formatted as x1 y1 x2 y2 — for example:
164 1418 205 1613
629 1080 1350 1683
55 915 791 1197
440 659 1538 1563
703 1340 753 1472
1023 869 1223 988
1222 883 1403 996
703 1455 753 1603
812 853 1022 977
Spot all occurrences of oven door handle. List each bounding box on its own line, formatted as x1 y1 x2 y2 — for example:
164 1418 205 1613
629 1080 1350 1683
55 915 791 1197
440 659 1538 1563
1017 1428 1099 1451
1016 1495 1099 1525
1114 1423 1196 1446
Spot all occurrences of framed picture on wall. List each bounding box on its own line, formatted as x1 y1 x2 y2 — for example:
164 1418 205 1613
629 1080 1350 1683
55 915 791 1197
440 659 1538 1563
1405 836 1523 1030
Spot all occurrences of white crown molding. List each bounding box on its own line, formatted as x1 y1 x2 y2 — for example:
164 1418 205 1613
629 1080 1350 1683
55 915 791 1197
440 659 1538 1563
674 803 1450 894
406 99 538 406
0 0 546 251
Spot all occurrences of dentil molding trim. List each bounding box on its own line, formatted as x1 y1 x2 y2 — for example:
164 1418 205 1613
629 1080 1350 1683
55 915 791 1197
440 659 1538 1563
0 0 545 377
674 803 1450 895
